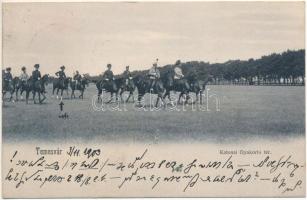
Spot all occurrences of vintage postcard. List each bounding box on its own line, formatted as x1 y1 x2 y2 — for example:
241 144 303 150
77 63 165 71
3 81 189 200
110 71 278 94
1 1 306 198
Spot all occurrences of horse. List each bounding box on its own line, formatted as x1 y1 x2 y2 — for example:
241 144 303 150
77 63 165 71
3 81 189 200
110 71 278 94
133 75 165 107
2 78 14 102
52 77 71 99
13 77 29 101
96 79 119 103
182 75 213 104
25 74 49 104
70 77 89 99
161 70 190 104
117 77 136 103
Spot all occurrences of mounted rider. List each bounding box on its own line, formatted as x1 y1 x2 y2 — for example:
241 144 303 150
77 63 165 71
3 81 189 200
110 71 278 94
4 67 13 82
3 67 13 91
148 59 160 91
55 66 66 88
32 64 41 86
19 66 29 86
101 64 116 90
122 65 132 87
173 60 189 89
73 70 82 88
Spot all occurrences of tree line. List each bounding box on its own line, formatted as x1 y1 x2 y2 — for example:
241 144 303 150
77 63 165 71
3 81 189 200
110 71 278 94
89 49 305 86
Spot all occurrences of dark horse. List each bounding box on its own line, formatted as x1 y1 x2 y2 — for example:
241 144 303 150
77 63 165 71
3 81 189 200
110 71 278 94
161 70 190 104
13 77 29 101
25 74 49 104
117 77 136 103
133 75 165 107
182 75 213 104
96 79 119 103
2 78 14 102
70 78 89 99
52 77 71 99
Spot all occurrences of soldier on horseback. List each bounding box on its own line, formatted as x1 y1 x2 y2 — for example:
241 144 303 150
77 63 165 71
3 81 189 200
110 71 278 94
148 59 160 91
122 65 132 87
3 67 13 91
4 67 13 82
55 66 66 87
173 60 189 89
19 66 29 86
73 70 82 88
32 64 41 84
101 64 116 90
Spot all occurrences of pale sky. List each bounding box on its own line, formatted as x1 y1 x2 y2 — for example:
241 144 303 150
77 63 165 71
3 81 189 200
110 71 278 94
3 2 305 76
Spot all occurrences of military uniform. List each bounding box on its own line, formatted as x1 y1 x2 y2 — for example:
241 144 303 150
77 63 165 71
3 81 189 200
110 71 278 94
102 69 114 81
55 70 66 80
3 69 13 91
20 72 29 81
123 69 131 86
4 71 13 81
73 73 82 87
73 73 82 81
148 65 160 90
32 70 41 81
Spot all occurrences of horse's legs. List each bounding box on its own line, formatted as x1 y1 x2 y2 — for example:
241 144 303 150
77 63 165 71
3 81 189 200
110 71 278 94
20 88 25 100
71 89 74 99
56 88 59 99
185 92 190 104
107 93 113 103
131 91 135 103
178 92 183 104
33 91 37 104
61 89 64 98
199 90 203 104
126 91 133 103
38 92 41 104
80 89 84 99
40 92 46 103
120 90 124 102
26 90 29 104
15 88 19 101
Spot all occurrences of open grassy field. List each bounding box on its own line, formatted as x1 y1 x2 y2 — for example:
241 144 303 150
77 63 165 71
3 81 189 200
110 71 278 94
2 84 305 144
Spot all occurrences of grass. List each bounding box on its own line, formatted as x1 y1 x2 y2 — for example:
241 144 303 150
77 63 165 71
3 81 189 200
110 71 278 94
2 84 305 144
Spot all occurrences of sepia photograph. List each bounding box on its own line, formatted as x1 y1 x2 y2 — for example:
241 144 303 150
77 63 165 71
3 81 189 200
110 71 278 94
1 1 305 198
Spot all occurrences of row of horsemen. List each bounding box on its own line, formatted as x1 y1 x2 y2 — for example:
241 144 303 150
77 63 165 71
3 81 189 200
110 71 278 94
2 64 89 103
2 59 211 105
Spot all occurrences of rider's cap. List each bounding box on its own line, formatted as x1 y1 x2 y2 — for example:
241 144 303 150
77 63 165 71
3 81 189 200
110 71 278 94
126 65 129 68
60 65 65 70
34 64 40 69
22 66 26 71
6 67 11 71
76 70 79 73
107 64 112 68
175 60 181 66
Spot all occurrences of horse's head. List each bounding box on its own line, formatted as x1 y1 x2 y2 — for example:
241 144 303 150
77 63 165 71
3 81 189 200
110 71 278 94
42 74 49 84
82 77 89 87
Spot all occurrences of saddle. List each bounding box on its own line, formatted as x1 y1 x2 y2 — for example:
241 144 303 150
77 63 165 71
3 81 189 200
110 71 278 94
101 80 117 91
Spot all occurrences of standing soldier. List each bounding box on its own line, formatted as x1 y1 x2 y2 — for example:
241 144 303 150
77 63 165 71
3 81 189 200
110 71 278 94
55 66 66 87
122 65 132 87
32 64 41 85
73 70 82 87
148 61 160 91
